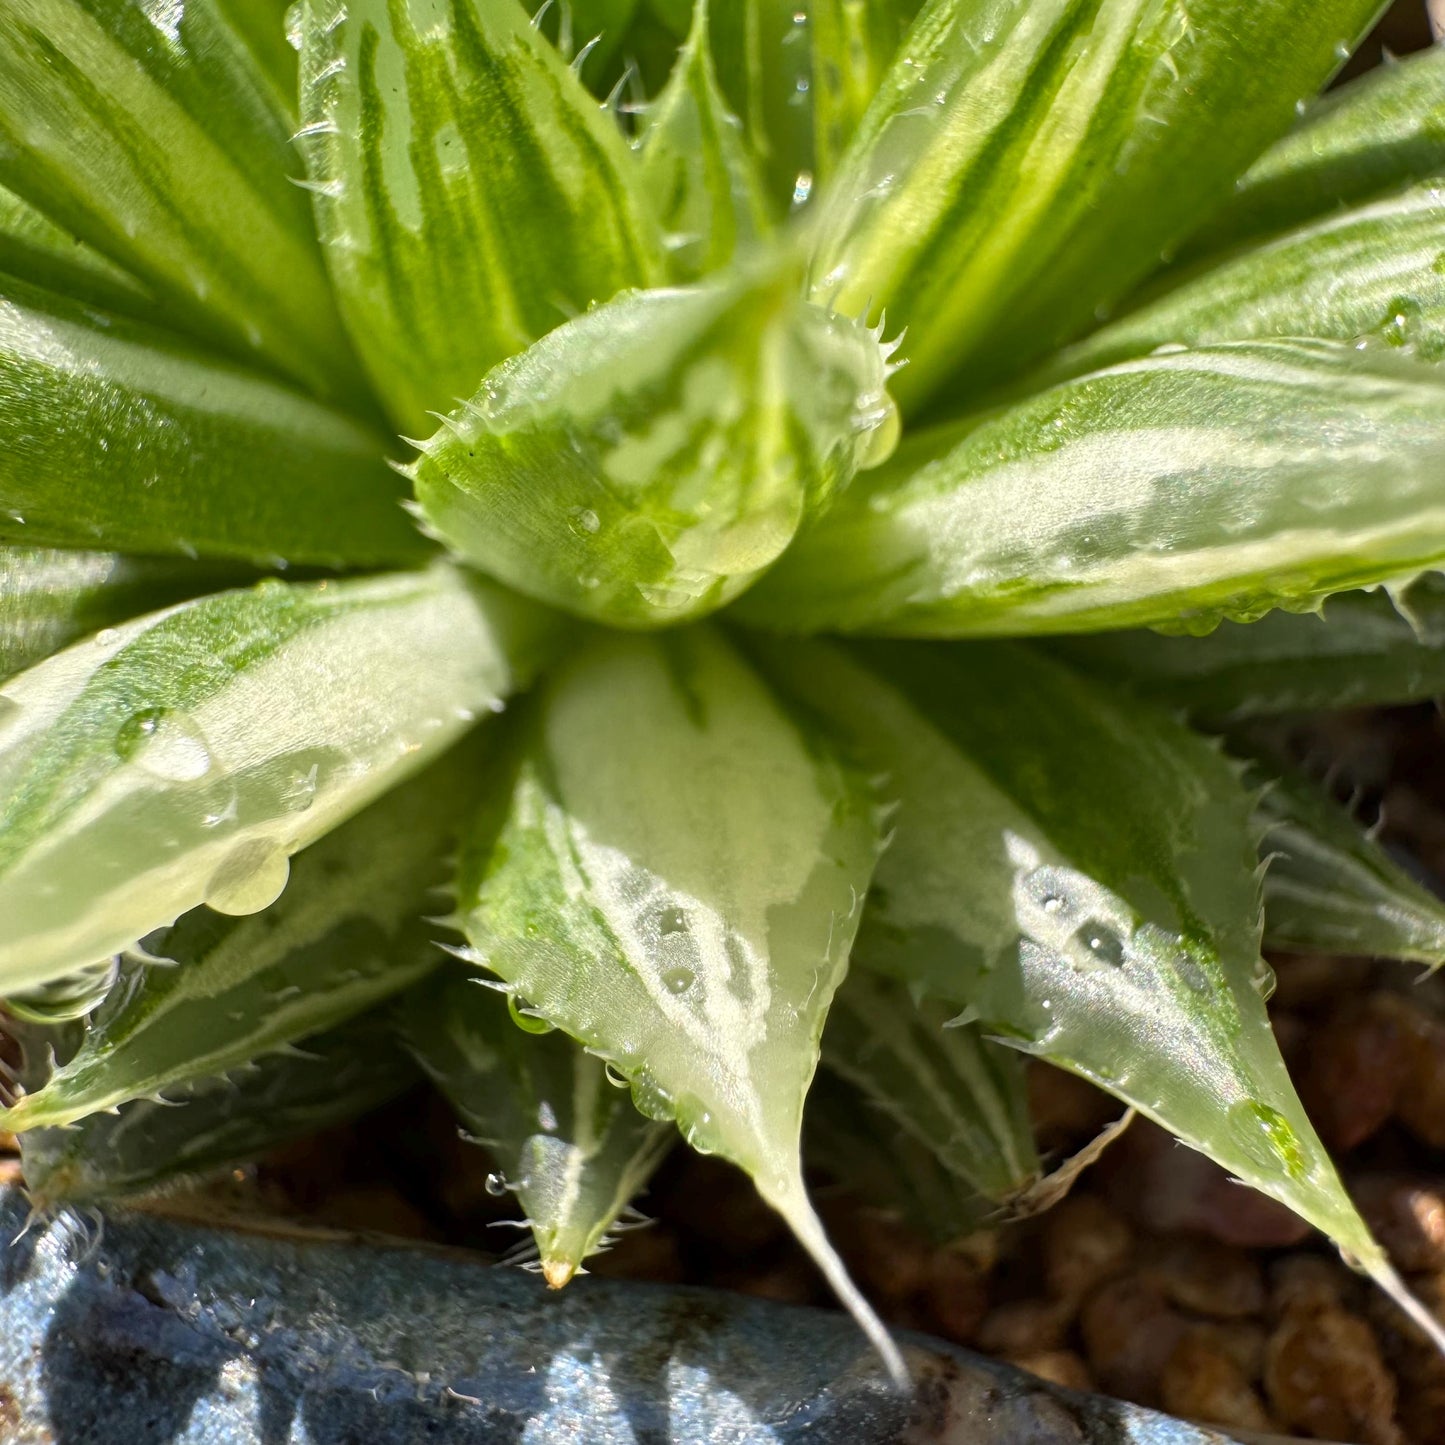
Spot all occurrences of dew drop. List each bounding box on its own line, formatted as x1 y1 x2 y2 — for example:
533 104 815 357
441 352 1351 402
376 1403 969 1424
791 170 814 207
282 764 319 813
1075 920 1126 967
1228 1099 1308 1181
115 708 213 783
204 840 291 916
856 393 901 470
656 905 688 936
662 966 695 995
507 993 556 1034
569 506 601 536
484 1171 509 1197
604 1062 630 1089
1250 958 1276 1000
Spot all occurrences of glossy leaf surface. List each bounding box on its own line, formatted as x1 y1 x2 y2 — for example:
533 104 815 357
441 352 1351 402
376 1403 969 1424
0 746 484 1131
807 0 1386 410
639 1 772 281
451 627 903 1380
1048 581 1445 724
410 271 896 627
1257 770 1445 970
1186 44 1445 256
0 0 362 399
1051 182 1445 376
822 969 1038 1203
0 548 246 687
742 341 1445 637
746 635 1438 1338
297 0 666 432
0 565 551 994
19 1010 418 1206
0 275 424 567
400 964 674 1286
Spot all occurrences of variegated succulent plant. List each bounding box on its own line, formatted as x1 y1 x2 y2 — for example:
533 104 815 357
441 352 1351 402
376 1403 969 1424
4 0 1445 1385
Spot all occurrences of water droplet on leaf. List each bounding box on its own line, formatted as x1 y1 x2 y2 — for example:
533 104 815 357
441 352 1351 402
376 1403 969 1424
204 840 291 916
115 708 213 783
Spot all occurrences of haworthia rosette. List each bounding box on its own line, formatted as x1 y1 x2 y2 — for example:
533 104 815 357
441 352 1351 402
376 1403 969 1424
1255 770 1445 970
399 965 674 1287
19 1011 419 1208
296 0 666 434
0 275 425 568
409 270 897 627
744 634 1445 1349
1048 181 1445 376
0 0 364 401
1047 580 1445 723
822 969 1039 1205
1 547 249 688
450 626 905 1381
639 0 773 282
0 742 489 1131
740 340 1445 638
1184 44 1445 257
806 0 1388 410
0 564 555 995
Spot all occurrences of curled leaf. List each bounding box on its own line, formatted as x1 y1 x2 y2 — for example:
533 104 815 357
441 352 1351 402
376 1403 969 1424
399 964 673 1286
0 564 553 994
450 626 904 1381
741 340 1445 638
410 268 897 626
296 0 666 432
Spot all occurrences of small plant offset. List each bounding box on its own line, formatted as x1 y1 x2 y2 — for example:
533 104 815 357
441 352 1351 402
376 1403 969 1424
5 0 1445 1386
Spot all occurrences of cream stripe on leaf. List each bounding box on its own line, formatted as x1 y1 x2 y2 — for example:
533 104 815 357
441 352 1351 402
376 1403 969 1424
0 0 366 402
449 626 906 1383
745 633 1445 1353
739 340 1445 638
296 0 667 434
0 741 489 1132
0 563 557 995
399 963 674 1288
806 0 1390 411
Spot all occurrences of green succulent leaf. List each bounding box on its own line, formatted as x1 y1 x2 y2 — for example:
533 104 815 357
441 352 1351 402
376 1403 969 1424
639 0 773 281
708 0 814 212
1047 580 1445 723
399 963 674 1286
808 0 923 182
1186 43 1445 257
450 625 903 1380
0 275 424 567
808 0 1387 411
1 547 249 688
409 268 897 627
296 0 667 434
0 743 490 1132
18 1009 418 1207
1255 769 1445 970
1049 181 1445 376
822 969 1039 1204
0 564 554 995
741 340 1445 638
745 634 1443 1344
0 0 364 401
0 182 155 321
805 1068 995 1244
